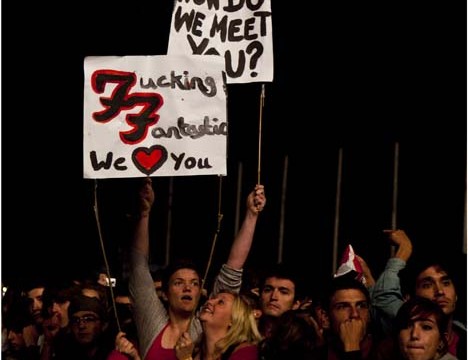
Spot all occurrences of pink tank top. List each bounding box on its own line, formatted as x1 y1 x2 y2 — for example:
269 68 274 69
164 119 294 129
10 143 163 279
448 330 459 356
145 323 177 360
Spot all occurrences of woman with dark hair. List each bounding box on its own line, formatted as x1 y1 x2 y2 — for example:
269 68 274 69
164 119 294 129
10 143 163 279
377 296 458 360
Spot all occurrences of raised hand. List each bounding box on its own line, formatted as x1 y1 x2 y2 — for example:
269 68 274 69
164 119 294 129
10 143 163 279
383 229 412 262
139 177 155 217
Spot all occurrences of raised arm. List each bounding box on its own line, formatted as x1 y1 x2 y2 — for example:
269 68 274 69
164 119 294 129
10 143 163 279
211 184 266 295
227 184 266 269
128 177 168 359
385 229 413 263
371 229 413 335
131 176 154 255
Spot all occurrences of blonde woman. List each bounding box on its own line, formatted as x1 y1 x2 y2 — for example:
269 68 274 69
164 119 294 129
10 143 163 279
176 291 262 360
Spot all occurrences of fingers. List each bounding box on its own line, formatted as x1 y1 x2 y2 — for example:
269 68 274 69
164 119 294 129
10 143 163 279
116 332 135 354
175 332 194 359
383 229 410 245
253 185 266 212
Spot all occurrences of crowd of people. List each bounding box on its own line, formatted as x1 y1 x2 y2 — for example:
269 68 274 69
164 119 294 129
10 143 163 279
2 178 466 360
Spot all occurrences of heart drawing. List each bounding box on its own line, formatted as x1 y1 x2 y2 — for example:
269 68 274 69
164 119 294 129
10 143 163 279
132 145 168 175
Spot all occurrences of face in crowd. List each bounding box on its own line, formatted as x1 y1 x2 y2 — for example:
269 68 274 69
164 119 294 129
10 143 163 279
328 287 370 341
414 265 457 316
260 277 300 317
199 292 235 329
165 268 201 314
395 297 449 360
27 286 45 326
70 311 104 345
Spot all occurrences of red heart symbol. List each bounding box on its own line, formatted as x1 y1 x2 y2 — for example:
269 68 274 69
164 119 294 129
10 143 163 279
132 145 168 175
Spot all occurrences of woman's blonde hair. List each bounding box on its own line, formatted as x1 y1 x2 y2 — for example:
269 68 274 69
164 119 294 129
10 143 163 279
212 291 262 358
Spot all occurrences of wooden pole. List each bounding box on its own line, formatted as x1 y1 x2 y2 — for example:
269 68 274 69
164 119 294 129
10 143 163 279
257 84 265 184
234 161 243 235
332 148 343 275
164 177 174 267
391 142 399 257
278 155 288 263
464 188 467 254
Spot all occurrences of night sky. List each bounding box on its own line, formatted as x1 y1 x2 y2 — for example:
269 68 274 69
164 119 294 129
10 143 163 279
2 2 466 312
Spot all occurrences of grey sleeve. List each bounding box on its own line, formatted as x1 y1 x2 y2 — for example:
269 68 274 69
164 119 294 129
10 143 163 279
371 257 407 336
212 263 244 295
372 257 406 317
129 248 169 359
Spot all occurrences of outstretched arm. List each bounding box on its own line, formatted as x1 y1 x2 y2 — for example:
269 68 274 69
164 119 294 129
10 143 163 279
227 184 266 270
371 229 413 335
128 177 168 359
211 185 266 296
131 177 154 255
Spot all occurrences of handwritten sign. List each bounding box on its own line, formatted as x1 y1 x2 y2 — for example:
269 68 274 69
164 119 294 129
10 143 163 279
83 55 227 179
168 0 273 84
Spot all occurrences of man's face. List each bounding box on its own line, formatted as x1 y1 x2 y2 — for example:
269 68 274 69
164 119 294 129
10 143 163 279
166 268 201 314
48 300 70 328
260 277 299 317
329 288 370 338
27 287 45 325
415 265 457 316
70 311 103 345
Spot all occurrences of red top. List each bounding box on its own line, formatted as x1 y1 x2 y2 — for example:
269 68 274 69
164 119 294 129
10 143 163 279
145 323 177 360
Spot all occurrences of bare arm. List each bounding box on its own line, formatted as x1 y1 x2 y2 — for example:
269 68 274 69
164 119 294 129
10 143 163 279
226 184 266 270
210 185 266 296
131 177 154 255
383 229 413 262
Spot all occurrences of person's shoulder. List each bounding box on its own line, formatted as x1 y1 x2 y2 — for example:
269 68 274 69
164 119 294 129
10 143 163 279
439 353 459 360
229 342 258 360
453 319 467 333
233 342 257 351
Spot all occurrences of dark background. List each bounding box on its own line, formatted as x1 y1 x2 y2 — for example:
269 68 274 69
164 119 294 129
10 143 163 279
2 1 466 316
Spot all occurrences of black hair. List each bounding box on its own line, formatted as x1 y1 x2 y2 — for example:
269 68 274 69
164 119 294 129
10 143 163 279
323 275 370 311
258 310 319 360
400 255 459 297
394 296 449 334
162 258 202 292
41 279 81 318
259 262 306 301
21 278 47 295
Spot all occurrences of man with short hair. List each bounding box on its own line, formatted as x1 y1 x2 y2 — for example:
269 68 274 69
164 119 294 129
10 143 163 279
48 294 113 360
21 280 47 353
257 263 304 338
315 276 379 359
